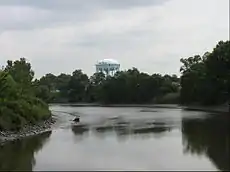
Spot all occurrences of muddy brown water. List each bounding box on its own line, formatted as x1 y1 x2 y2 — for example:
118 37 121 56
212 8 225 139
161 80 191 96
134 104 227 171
0 105 229 171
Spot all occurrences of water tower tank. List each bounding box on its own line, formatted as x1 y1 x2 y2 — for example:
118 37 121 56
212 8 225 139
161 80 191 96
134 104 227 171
95 59 120 76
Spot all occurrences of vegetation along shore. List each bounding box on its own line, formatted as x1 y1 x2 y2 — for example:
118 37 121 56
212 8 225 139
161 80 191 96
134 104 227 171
0 40 229 143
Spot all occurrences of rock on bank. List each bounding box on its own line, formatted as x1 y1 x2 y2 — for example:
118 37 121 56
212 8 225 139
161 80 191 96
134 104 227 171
0 117 56 145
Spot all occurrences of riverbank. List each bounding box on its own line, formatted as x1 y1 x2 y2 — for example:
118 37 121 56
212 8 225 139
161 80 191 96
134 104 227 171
49 103 181 108
182 104 229 114
0 117 56 145
50 103 229 113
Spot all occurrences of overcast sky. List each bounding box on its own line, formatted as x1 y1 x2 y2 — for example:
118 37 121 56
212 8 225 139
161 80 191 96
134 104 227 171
0 0 229 78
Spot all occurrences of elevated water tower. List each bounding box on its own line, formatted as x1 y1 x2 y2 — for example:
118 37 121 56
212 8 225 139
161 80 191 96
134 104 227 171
95 59 120 76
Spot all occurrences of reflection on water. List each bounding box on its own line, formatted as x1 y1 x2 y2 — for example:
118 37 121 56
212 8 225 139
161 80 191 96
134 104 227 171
71 117 172 140
72 117 173 141
182 114 230 171
71 124 89 141
70 111 230 171
71 124 89 135
0 106 229 171
0 131 52 171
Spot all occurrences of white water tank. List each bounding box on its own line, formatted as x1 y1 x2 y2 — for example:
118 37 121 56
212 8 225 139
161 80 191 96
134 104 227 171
95 59 120 76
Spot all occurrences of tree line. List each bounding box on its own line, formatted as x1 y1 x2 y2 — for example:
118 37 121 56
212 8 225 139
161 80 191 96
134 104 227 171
36 40 229 106
0 40 229 130
35 68 180 104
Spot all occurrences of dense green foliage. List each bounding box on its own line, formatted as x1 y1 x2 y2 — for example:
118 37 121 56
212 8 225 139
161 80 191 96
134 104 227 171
180 40 230 105
36 68 180 104
0 58 51 131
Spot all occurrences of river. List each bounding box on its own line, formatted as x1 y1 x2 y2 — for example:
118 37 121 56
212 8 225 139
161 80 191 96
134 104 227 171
0 105 229 171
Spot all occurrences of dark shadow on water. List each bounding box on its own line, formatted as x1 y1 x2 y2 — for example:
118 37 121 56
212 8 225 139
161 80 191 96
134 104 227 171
140 109 159 112
182 114 229 171
92 120 172 140
71 124 90 142
95 125 114 132
132 126 171 134
71 124 89 135
70 117 173 141
0 131 52 171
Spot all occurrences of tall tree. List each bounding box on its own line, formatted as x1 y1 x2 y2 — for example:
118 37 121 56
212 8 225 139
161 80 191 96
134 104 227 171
180 40 230 105
4 58 34 96
68 70 89 102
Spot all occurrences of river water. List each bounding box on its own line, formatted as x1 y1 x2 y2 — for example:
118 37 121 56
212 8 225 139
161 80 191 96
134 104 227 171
0 105 229 171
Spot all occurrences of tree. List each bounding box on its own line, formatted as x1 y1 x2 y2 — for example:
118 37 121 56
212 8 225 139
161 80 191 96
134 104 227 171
0 71 18 101
39 73 57 92
87 72 106 102
0 59 51 131
180 40 230 105
55 73 72 102
205 40 230 104
68 70 89 102
4 58 35 96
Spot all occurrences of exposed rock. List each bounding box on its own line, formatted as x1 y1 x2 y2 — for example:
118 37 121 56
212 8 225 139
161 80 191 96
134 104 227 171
0 117 56 145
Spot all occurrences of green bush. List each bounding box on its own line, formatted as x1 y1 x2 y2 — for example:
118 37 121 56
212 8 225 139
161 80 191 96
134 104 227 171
0 68 51 131
0 106 26 130
0 98 51 131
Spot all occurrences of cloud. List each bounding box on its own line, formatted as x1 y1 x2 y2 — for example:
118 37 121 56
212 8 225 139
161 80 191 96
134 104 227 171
0 0 168 31
0 0 167 10
0 0 229 78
